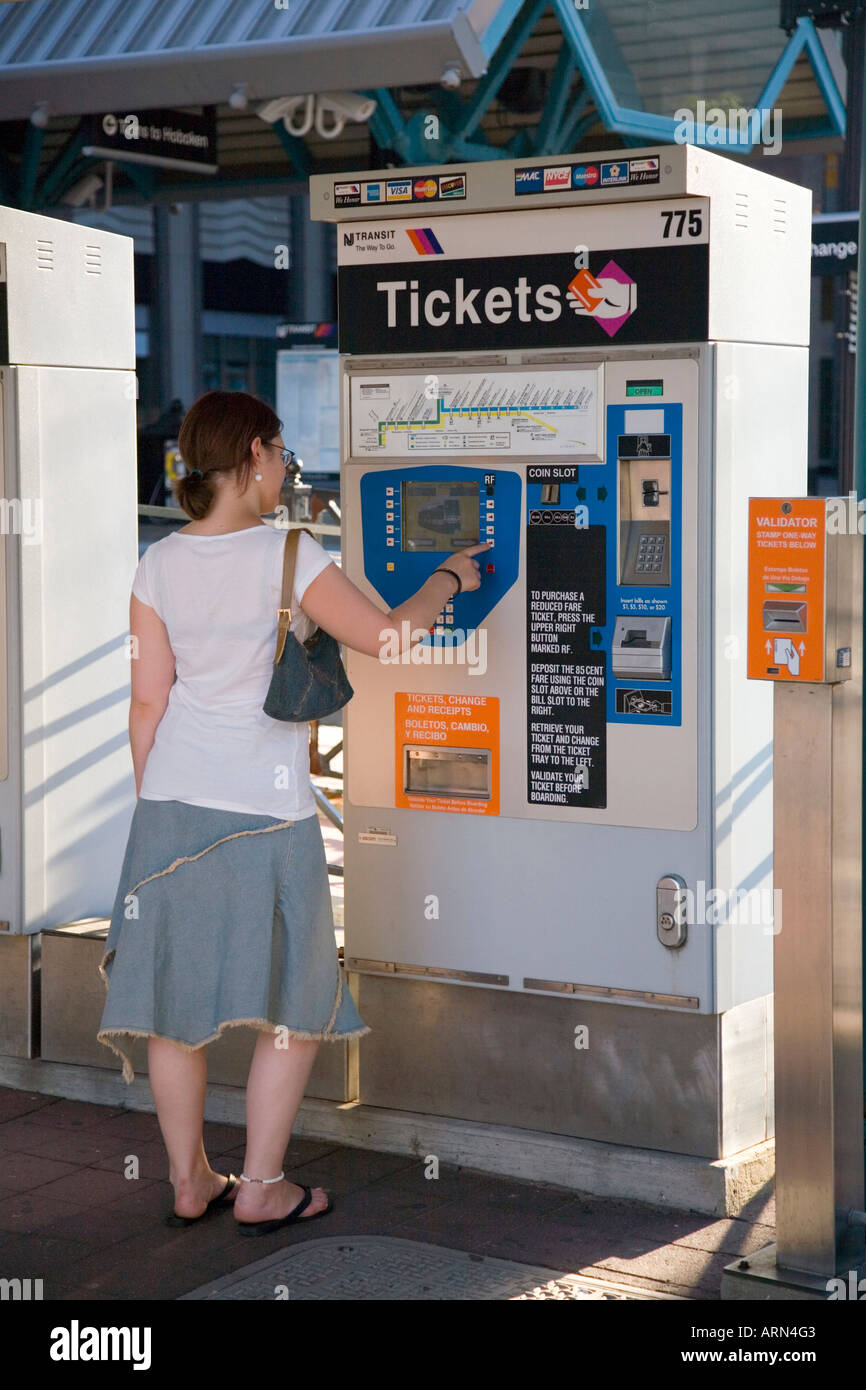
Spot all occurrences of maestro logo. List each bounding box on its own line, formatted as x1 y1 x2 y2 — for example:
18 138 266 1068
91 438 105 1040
406 227 444 255
572 164 599 189
567 259 637 338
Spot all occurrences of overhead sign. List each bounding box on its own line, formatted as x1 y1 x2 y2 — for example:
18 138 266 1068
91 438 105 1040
811 214 858 275
337 199 709 354
747 497 826 682
275 321 336 344
80 108 218 174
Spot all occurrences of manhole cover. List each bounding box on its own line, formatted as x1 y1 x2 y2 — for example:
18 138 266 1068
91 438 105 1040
179 1236 688 1301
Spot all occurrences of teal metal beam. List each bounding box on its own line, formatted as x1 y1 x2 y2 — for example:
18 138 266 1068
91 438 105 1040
116 160 157 200
47 157 100 207
367 87 414 160
33 129 85 208
18 119 45 210
552 0 845 151
477 0 527 59
752 17 845 142
451 0 548 142
535 39 576 155
269 119 311 175
556 90 591 153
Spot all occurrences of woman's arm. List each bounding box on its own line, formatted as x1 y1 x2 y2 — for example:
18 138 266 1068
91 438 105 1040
298 542 493 659
129 593 176 796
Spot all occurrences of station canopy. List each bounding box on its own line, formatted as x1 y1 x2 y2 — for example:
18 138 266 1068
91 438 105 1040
0 0 847 209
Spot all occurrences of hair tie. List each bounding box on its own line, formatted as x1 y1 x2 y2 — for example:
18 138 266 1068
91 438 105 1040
189 468 203 479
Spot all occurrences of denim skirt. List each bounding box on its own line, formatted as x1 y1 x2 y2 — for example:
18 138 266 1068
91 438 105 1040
97 797 370 1084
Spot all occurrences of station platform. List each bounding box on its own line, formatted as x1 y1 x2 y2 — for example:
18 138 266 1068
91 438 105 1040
0 1084 775 1301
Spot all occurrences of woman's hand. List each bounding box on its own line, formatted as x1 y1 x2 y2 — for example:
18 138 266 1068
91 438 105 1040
298 541 495 658
434 541 493 594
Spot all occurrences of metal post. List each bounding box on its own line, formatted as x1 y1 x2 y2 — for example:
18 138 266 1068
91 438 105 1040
724 515 865 1297
153 202 202 409
852 12 866 1101
773 650 864 1277
288 194 333 323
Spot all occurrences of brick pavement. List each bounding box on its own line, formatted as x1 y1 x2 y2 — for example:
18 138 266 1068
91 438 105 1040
0 1084 775 1301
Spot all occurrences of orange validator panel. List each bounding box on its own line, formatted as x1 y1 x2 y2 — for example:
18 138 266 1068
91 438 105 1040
395 692 499 815
747 497 826 682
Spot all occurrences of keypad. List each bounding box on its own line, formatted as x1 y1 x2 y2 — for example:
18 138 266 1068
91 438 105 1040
635 533 666 574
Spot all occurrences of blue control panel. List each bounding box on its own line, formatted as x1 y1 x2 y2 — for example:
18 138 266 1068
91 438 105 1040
605 403 681 726
360 464 521 646
523 403 682 732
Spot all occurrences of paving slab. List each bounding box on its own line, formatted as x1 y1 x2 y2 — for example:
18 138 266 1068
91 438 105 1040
180 1235 689 1301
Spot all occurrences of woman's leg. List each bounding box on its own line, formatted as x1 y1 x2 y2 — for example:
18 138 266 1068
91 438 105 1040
233 1031 330 1221
148 1036 235 1218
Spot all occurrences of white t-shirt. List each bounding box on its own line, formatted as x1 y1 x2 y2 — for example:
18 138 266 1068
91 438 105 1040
131 524 336 818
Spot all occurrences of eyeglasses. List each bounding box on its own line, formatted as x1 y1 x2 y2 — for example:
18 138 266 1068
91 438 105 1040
266 442 297 472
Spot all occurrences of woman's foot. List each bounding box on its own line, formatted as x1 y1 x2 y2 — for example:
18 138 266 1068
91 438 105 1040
233 1178 330 1224
170 1167 239 1220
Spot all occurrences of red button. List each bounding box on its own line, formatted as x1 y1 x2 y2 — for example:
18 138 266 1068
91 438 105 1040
486 563 495 573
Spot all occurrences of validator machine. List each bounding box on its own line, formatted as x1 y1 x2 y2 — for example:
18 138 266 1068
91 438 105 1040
309 145 810 1177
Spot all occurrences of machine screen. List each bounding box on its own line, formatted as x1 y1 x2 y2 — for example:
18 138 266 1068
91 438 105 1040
401 480 479 552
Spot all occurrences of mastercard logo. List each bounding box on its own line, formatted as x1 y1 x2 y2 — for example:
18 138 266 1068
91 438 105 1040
414 178 439 199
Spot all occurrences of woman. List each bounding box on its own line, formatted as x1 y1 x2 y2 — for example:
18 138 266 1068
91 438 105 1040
98 389 489 1236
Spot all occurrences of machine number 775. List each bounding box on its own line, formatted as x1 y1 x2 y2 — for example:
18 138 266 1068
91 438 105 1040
660 209 703 238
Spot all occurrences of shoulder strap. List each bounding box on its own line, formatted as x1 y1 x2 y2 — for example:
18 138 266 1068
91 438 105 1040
274 526 314 664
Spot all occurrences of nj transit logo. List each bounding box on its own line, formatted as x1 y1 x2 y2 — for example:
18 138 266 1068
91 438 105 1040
406 227 444 255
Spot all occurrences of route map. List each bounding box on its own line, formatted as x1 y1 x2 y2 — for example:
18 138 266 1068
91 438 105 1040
350 368 601 458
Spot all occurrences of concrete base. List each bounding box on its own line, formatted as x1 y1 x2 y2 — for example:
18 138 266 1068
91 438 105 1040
0 930 39 1057
0 1054 774 1218
722 1243 866 1300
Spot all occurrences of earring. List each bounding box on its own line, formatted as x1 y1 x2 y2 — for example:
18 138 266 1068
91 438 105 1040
254 472 263 481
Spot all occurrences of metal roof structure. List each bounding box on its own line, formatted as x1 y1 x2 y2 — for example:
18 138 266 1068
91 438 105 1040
0 0 505 117
0 0 848 211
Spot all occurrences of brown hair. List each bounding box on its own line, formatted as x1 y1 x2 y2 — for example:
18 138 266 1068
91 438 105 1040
173 390 282 520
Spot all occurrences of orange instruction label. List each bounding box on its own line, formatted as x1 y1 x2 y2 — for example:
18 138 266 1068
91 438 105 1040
747 497 826 682
395 691 499 815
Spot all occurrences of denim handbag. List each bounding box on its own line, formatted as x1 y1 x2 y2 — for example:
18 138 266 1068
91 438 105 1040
263 527 354 722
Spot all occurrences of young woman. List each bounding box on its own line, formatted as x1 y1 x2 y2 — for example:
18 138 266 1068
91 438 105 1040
98 389 489 1236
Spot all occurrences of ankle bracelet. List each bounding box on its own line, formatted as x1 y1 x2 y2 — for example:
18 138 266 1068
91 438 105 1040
239 1170 285 1184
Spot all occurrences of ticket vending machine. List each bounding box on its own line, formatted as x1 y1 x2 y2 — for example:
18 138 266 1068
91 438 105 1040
0 205 137 1057
310 145 811 1166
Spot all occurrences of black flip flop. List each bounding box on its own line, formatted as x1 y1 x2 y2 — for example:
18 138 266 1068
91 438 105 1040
165 1173 240 1227
236 1183 334 1237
